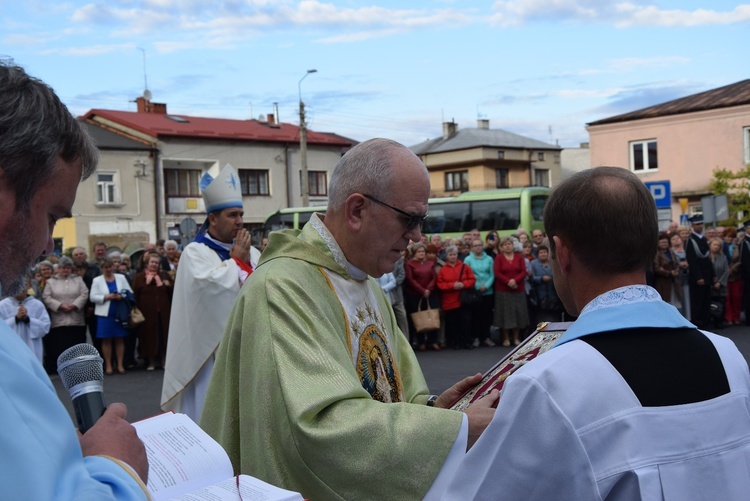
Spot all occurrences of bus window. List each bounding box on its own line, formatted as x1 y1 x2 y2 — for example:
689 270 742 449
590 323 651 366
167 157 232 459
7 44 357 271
297 211 315 227
428 202 469 233
471 200 520 231
530 195 547 221
279 213 296 229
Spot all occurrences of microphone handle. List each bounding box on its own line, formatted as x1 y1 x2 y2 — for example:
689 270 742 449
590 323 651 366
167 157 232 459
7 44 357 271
72 392 106 434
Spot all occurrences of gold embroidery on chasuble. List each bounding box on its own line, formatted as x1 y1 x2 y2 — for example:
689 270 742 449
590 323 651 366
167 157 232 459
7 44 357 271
321 268 405 403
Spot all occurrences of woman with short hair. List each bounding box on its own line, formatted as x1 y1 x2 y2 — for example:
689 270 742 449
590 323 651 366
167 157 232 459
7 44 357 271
463 239 495 347
653 233 680 303
405 242 440 351
36 260 54 295
41 256 89 374
90 257 133 375
132 252 173 370
437 245 475 350
493 236 529 346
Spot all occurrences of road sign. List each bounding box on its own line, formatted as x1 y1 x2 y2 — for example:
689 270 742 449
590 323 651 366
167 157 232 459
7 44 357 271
680 214 690 226
645 181 671 209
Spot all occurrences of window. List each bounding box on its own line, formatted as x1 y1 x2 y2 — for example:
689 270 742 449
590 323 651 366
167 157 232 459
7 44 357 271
497 150 505 160
630 140 658 172
495 168 509 188
445 170 469 192
165 169 201 196
534 169 549 187
530 195 547 221
744 126 750 165
302 171 328 196
424 202 471 234
470 200 520 231
537 152 544 161
96 172 118 204
239 169 269 196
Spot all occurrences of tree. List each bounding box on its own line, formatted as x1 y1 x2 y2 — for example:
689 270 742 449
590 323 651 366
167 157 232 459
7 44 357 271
709 165 750 226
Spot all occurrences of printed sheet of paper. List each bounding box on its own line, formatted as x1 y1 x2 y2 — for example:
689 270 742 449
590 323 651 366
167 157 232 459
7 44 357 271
168 475 303 501
133 412 234 500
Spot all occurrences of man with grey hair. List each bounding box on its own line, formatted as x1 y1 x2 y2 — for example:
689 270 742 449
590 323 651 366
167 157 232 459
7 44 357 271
0 61 148 498
203 138 497 500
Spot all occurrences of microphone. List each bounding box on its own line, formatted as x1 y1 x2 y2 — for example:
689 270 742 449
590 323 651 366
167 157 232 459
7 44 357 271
57 343 106 434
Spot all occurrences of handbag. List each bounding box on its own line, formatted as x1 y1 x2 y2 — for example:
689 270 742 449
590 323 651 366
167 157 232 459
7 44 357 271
129 306 146 327
457 263 481 306
410 297 440 333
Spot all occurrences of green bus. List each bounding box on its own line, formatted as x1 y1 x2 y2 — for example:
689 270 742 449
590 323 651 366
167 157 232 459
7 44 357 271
260 187 549 240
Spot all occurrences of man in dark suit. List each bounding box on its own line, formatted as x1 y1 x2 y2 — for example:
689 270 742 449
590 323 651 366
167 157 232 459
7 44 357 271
686 214 714 329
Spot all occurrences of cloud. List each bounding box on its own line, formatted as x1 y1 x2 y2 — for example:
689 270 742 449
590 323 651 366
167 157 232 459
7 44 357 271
489 0 750 28
507 56 690 86
42 43 136 56
70 0 471 46
615 3 750 27
586 80 707 120
315 29 401 43
2 34 57 46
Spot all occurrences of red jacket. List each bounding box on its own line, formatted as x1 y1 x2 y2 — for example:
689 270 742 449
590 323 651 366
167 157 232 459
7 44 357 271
405 258 437 296
437 261 476 310
494 252 527 293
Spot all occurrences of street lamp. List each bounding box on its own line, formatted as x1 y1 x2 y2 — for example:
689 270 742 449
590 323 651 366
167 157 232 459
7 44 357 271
299 69 317 207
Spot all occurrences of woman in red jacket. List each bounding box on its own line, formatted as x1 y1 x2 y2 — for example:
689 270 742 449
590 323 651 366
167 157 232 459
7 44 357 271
405 242 440 351
438 246 476 350
493 236 529 346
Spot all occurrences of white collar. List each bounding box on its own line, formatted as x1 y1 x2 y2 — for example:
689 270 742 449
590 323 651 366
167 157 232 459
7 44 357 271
309 214 368 281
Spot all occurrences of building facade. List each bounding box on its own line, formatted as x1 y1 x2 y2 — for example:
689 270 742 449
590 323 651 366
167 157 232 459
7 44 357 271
76 98 355 249
587 80 750 227
410 119 561 198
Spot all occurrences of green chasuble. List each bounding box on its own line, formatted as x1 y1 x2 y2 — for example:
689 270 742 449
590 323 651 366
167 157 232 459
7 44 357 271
202 214 463 501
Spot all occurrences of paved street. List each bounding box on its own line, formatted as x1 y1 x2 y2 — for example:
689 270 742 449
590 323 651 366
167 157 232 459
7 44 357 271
52 324 750 425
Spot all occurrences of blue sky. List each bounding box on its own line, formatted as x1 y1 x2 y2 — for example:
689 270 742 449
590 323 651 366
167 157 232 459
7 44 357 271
2 1 748 148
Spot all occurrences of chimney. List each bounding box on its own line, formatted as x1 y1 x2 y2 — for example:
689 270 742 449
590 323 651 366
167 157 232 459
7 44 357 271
267 113 275 125
135 96 167 114
442 120 457 139
477 119 490 129
273 102 279 124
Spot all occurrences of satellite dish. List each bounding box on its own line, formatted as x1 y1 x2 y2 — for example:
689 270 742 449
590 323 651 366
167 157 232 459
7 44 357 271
143 89 152 101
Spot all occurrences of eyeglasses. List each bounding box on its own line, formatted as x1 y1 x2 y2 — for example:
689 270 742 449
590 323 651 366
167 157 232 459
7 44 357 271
363 194 428 231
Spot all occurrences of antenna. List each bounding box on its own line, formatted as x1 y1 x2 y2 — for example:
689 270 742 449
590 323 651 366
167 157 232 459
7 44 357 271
138 47 151 100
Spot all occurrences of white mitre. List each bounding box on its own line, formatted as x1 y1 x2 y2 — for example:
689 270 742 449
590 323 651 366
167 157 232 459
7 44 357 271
200 164 243 213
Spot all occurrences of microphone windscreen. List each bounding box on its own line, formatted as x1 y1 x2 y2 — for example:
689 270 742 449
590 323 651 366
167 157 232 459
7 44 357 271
57 343 104 390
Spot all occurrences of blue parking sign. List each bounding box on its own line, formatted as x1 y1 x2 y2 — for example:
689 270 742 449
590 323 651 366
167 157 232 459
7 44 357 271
645 181 671 209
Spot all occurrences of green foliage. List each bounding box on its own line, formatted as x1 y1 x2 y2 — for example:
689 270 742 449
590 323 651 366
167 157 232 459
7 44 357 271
709 165 750 225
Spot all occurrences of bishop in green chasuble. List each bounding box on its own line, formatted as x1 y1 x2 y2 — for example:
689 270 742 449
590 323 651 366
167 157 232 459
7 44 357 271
202 215 463 501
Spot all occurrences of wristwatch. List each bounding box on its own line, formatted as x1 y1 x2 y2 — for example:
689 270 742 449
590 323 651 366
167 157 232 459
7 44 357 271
426 395 439 407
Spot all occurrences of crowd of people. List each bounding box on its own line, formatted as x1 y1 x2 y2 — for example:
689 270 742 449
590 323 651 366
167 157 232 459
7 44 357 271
378 214 750 355
1 239 180 374
378 226 567 352
649 216 750 331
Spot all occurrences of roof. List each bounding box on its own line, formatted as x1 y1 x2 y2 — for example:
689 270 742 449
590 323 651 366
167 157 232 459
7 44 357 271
81 120 154 151
588 79 750 126
82 109 356 147
410 127 559 155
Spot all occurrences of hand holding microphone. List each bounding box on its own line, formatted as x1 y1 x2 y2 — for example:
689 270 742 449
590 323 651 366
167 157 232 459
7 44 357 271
58 343 148 483
57 343 107 434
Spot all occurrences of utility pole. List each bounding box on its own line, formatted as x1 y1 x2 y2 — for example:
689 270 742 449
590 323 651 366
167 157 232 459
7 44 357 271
298 69 317 207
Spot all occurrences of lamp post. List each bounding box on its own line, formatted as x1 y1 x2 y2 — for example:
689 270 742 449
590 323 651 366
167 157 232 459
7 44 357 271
299 69 317 207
